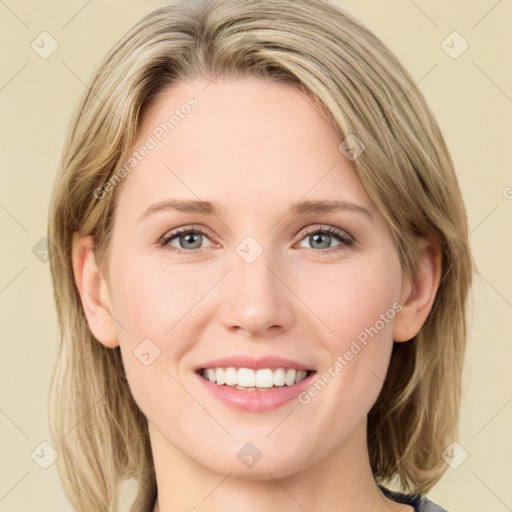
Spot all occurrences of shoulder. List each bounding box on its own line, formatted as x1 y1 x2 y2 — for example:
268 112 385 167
416 496 449 512
379 485 449 512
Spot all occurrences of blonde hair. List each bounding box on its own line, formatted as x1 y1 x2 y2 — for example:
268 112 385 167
47 0 474 510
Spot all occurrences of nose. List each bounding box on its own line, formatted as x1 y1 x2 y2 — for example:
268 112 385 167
218 249 295 338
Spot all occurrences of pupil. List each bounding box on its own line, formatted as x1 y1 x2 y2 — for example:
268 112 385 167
312 233 329 249
182 232 200 249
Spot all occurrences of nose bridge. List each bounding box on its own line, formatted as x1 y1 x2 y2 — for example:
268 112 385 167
218 235 294 335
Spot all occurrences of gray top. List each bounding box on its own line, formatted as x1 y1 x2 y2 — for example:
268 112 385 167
380 486 448 511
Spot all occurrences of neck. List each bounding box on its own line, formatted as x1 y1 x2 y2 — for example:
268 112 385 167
149 420 408 512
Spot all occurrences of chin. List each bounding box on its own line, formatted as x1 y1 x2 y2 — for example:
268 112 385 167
195 438 317 480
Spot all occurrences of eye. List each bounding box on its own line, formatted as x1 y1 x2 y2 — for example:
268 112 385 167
159 226 214 254
158 224 355 256
296 226 354 253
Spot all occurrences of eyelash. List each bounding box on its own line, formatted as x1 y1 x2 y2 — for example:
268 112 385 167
158 225 355 256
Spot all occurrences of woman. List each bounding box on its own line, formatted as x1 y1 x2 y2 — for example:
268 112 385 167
47 1 473 511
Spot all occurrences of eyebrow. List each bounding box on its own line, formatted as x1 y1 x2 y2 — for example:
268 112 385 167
137 198 372 222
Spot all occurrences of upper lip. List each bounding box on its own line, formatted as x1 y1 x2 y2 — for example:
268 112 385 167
196 355 315 372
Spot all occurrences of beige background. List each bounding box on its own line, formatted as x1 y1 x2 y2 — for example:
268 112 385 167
0 1 511 511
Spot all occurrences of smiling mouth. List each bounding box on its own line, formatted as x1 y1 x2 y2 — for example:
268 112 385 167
196 367 316 391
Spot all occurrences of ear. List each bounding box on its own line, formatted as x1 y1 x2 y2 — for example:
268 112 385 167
71 233 119 348
393 238 442 342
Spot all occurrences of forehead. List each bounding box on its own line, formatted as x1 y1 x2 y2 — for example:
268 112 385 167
114 77 372 219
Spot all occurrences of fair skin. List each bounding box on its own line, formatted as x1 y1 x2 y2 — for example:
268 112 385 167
72 77 440 512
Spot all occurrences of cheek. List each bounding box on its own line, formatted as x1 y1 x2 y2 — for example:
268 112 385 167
108 254 217 413
109 258 199 420
302 253 402 406
304 253 401 346
108 252 213 342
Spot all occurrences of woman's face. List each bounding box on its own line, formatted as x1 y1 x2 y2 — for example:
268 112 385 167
100 77 407 477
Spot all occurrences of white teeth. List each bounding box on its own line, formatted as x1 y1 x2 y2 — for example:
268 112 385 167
201 367 311 389
255 369 274 388
215 368 226 385
285 369 296 386
273 368 286 386
296 370 307 383
237 368 255 387
225 367 237 386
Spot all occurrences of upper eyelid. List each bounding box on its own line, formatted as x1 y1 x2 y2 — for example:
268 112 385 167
301 225 353 238
160 224 216 242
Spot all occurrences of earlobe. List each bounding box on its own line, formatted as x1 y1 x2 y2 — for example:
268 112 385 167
393 239 442 343
71 233 119 348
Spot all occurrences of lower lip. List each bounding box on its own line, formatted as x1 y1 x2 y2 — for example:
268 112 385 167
195 371 316 412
